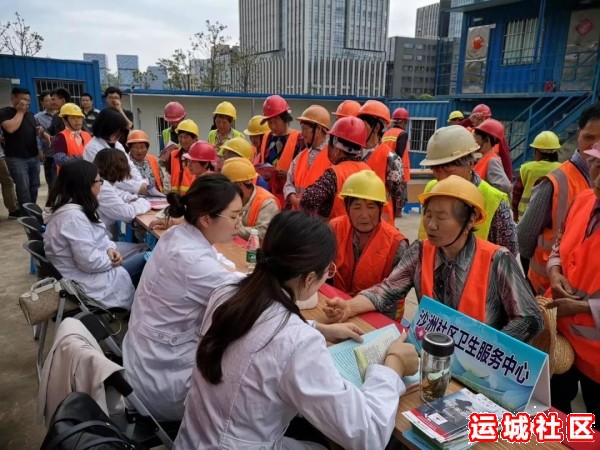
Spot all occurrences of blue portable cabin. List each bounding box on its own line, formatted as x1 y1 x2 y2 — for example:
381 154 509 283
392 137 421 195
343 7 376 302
0 55 103 114
436 0 600 170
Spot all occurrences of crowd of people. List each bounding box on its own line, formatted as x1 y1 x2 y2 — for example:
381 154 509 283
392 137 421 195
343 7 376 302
2 84 599 446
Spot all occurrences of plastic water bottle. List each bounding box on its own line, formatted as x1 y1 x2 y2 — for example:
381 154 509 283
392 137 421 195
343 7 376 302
246 228 260 272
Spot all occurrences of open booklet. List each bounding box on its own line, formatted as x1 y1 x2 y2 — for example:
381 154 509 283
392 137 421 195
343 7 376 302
329 324 420 390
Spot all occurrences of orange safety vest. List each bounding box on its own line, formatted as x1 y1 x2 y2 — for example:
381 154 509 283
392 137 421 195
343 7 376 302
381 127 411 182
331 215 406 296
421 238 498 323
329 161 371 220
247 186 281 227
291 148 331 209
170 149 196 194
528 161 590 294
146 154 163 192
555 189 600 382
363 144 395 225
57 129 91 163
474 150 500 181
258 130 300 204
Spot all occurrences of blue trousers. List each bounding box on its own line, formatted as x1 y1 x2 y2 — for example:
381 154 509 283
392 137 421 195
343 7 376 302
5 156 40 215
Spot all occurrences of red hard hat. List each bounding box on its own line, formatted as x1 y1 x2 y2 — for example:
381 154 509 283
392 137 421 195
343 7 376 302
183 140 217 162
475 119 505 140
262 95 291 120
332 100 361 118
472 104 492 118
164 102 186 122
328 116 367 148
392 107 410 120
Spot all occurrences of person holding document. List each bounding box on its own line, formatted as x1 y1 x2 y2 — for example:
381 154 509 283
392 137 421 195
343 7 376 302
174 211 419 450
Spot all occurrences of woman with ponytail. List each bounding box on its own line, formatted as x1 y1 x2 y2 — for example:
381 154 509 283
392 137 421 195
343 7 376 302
174 211 419 450
122 174 244 421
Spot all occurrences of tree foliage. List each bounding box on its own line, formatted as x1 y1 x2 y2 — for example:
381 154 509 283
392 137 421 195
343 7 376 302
0 12 44 57
157 49 193 90
191 20 230 91
132 69 158 89
231 45 259 93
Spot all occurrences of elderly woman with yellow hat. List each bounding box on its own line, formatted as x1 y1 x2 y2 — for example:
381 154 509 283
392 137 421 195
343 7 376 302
170 119 199 194
52 103 92 169
330 170 408 311
208 101 244 149
220 136 270 191
417 126 518 256
325 175 543 342
221 157 280 239
243 115 270 165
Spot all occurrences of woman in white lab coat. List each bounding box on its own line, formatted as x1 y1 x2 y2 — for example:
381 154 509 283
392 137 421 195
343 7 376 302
94 148 151 238
43 160 138 310
122 174 246 422
174 211 420 450
83 108 148 195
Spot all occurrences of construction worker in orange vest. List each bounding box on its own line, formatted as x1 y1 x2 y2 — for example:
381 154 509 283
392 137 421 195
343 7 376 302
182 141 218 177
219 137 270 191
461 104 513 181
545 144 600 419
256 95 305 206
330 170 408 315
324 175 543 343
300 116 370 220
473 119 512 194
221 157 280 240
331 99 361 121
170 119 199 194
127 130 168 193
518 104 600 295
356 100 405 223
284 105 332 210
382 107 412 214
52 103 92 170
243 115 270 165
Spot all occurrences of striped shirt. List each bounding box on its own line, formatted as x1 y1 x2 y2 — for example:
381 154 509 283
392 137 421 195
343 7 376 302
360 234 543 343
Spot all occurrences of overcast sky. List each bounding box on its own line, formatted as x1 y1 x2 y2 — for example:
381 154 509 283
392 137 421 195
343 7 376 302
12 0 437 70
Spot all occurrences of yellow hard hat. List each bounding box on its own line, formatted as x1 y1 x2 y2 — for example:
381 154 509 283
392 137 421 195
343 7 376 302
296 105 331 130
220 137 253 160
531 131 560 152
175 119 200 137
221 157 257 183
244 115 270 136
59 103 85 118
213 101 237 120
447 110 464 122
418 175 486 225
339 170 387 203
420 126 479 166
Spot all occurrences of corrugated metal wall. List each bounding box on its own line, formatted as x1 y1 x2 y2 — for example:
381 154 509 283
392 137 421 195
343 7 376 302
0 55 103 114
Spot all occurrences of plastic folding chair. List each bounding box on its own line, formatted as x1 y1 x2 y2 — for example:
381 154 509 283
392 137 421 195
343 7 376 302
22 241 123 380
23 202 44 226
17 217 44 274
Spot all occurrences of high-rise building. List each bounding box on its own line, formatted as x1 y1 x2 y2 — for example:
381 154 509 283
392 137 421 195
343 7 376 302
146 66 168 90
415 3 440 39
83 53 108 87
116 54 139 90
385 37 437 98
239 0 389 96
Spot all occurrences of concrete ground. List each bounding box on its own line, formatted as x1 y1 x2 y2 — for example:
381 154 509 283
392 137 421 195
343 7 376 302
0 178 583 449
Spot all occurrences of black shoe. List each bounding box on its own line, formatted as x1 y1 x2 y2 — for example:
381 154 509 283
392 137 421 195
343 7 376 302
8 210 20 219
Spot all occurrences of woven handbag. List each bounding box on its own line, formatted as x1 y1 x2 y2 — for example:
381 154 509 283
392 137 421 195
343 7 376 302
18 278 78 325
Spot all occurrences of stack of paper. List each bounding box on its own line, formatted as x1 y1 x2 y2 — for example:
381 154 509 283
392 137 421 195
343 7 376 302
403 389 507 450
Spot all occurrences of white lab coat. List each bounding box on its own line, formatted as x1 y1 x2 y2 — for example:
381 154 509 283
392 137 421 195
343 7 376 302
122 223 239 421
43 204 135 309
83 137 147 194
174 288 405 450
97 181 151 238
